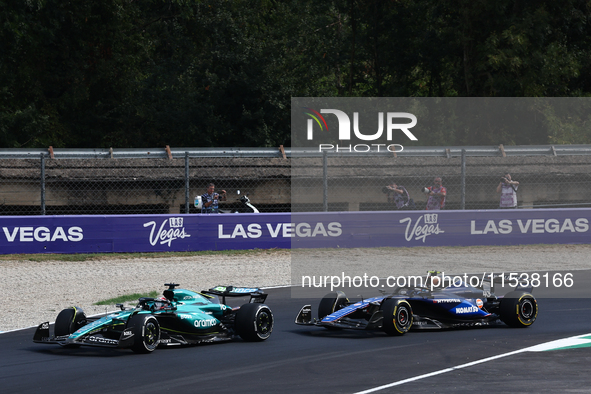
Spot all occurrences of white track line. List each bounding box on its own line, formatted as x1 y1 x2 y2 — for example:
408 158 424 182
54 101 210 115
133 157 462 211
354 333 591 394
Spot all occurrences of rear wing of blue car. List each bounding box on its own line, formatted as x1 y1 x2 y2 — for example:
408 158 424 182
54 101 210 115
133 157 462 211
202 286 268 304
481 273 534 294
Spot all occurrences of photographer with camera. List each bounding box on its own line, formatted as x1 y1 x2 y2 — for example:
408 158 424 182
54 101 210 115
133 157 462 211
497 172 519 208
383 182 415 210
423 177 447 210
201 183 227 214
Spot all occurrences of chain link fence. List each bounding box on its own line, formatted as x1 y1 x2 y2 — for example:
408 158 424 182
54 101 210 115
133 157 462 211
0 150 290 215
1 146 590 215
291 148 591 212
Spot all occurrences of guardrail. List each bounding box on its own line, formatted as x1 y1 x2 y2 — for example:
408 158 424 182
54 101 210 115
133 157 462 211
2 144 591 159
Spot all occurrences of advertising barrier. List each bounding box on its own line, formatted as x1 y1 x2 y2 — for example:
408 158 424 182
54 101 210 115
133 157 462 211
0 214 291 254
0 209 589 254
291 209 591 248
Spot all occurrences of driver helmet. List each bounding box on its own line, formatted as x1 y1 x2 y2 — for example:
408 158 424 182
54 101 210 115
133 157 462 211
153 296 168 310
426 271 443 288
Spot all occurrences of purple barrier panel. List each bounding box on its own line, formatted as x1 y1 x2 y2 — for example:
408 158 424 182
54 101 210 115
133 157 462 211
113 213 291 253
1 210 588 254
0 214 292 254
0 216 115 254
210 213 292 250
291 209 591 248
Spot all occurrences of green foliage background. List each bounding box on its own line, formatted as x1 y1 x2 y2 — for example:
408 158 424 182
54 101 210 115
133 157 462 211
2 0 591 148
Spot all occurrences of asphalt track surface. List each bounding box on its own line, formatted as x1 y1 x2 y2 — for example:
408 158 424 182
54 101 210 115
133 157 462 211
2 287 591 393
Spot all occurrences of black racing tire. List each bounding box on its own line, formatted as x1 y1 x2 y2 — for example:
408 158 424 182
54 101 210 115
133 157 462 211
55 307 87 337
129 315 160 353
235 303 274 341
318 291 348 320
381 298 413 336
499 291 538 328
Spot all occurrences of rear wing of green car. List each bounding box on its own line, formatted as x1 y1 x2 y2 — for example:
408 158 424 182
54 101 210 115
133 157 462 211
202 286 268 304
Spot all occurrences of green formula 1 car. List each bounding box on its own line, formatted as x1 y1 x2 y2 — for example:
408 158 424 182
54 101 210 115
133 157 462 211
33 283 273 353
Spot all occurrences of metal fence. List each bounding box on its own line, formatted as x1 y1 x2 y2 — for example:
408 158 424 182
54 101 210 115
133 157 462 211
0 145 590 215
292 145 591 212
0 148 291 215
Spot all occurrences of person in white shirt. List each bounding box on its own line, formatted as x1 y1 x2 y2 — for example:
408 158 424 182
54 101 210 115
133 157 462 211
496 173 519 208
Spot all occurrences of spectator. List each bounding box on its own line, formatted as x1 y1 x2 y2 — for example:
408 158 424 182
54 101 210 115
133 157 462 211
201 183 227 213
425 177 446 210
497 172 519 208
384 182 415 210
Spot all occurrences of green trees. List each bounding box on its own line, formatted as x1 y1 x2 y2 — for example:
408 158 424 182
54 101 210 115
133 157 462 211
2 0 591 148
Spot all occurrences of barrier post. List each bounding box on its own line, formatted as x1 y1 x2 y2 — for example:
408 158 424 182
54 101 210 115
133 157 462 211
461 149 466 210
40 153 46 215
323 150 328 212
185 152 190 214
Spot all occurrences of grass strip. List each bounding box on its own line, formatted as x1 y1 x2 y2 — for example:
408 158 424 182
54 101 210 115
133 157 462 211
0 248 287 262
94 291 159 305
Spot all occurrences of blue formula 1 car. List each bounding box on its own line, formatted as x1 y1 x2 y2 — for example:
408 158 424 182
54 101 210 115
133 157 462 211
295 273 538 335
34 284 273 353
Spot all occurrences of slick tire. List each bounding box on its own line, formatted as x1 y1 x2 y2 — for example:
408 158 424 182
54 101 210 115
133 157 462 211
381 299 413 336
318 291 348 320
235 303 274 341
130 315 160 353
55 306 87 337
499 291 538 328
